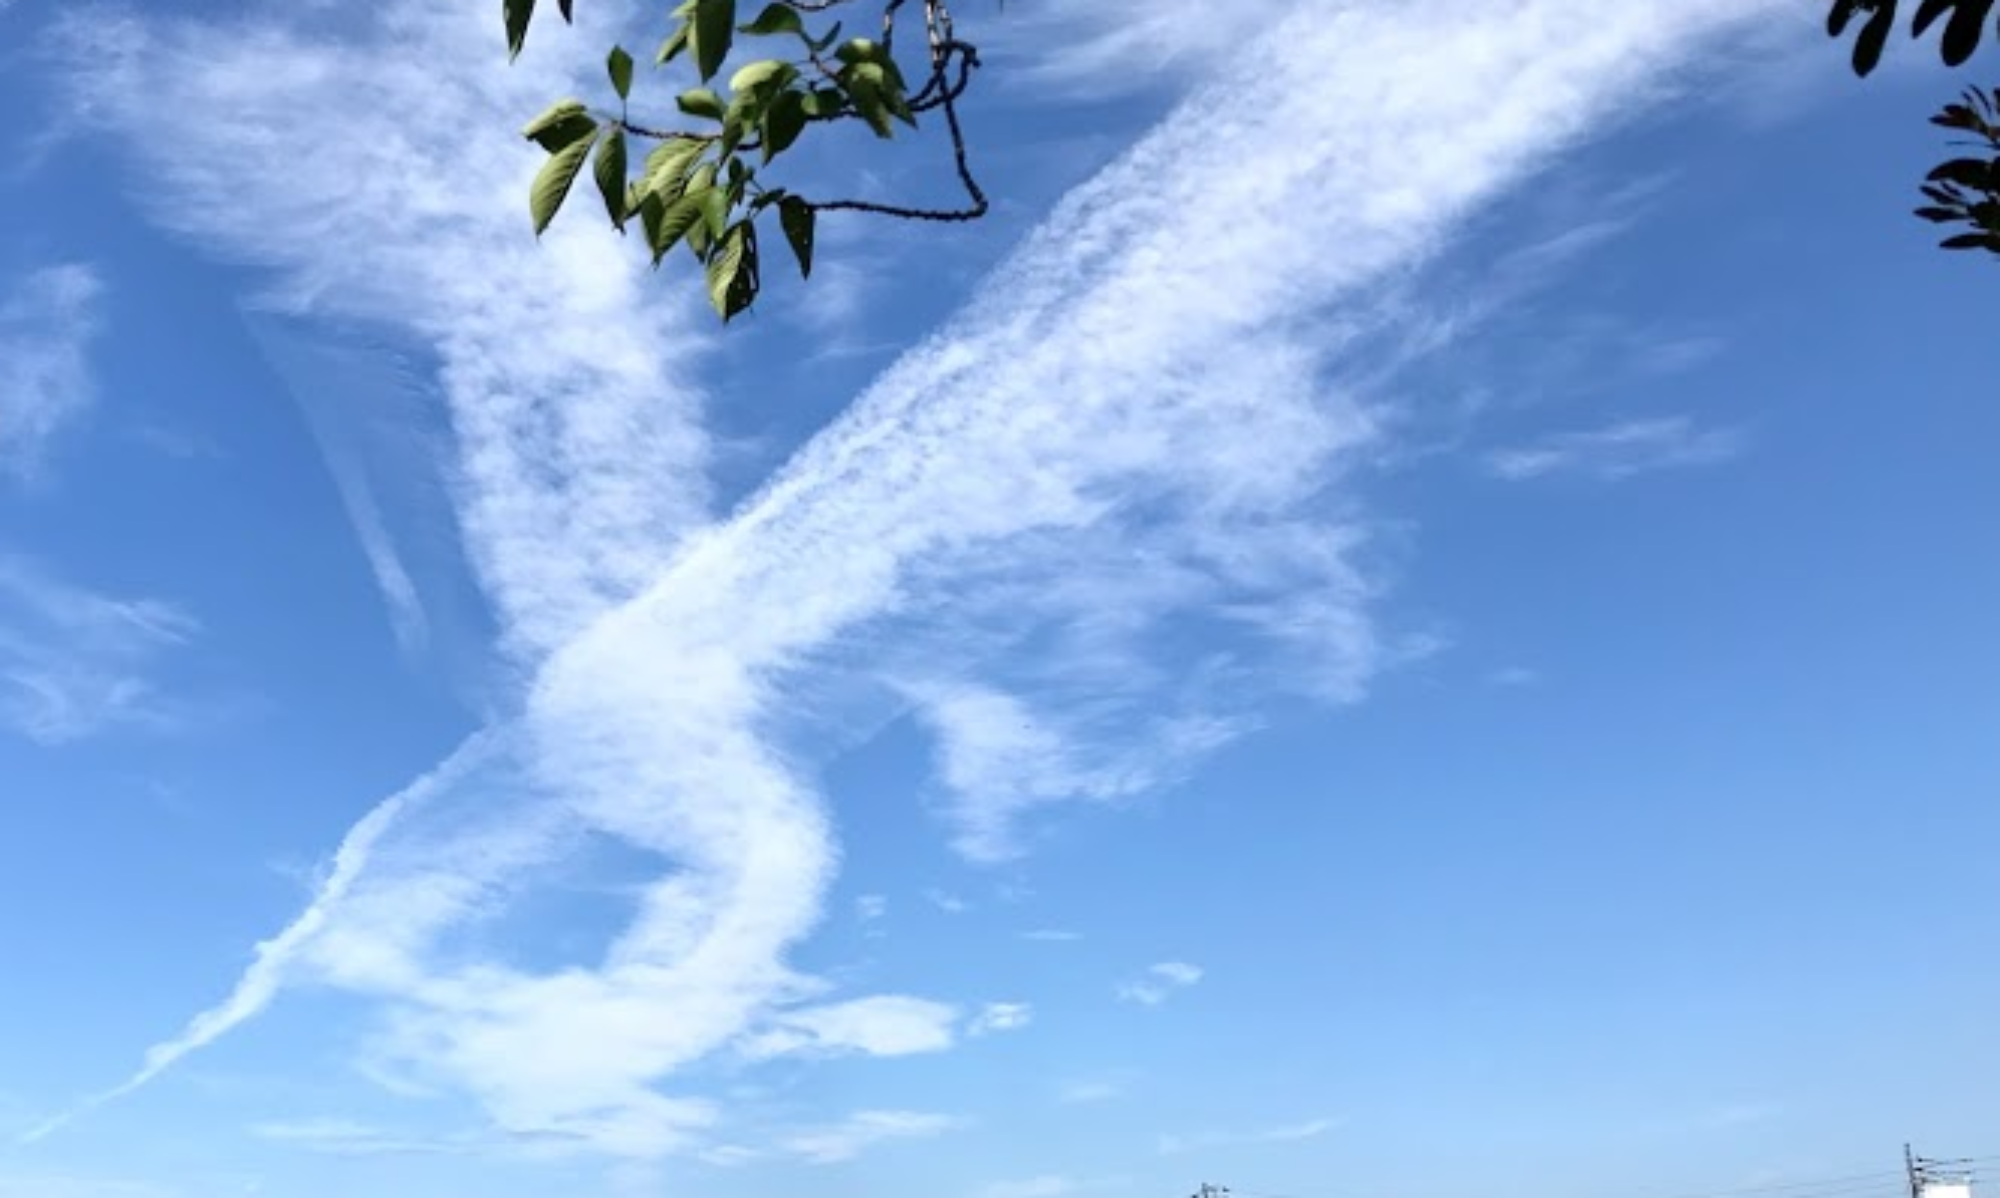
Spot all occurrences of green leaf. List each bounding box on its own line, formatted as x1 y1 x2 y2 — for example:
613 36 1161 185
530 126 600 235
643 136 709 199
834 37 881 65
777 195 814 279
678 87 727 120
761 88 807 161
706 221 755 319
800 86 846 119
607 45 635 102
657 22 692 64
504 0 536 59
806 20 843 53
723 85 766 135
697 184 732 240
693 0 737 83
644 189 709 263
593 124 629 229
729 58 797 96
739 2 804 36
522 99 597 151
840 63 896 138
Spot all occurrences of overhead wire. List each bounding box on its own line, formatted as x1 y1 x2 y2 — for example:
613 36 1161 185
1225 1153 2000 1198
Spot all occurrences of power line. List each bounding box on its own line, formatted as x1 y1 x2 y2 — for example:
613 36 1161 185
1216 1154 2000 1198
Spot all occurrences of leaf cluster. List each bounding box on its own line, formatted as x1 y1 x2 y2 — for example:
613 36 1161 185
1826 0 2000 256
508 0 984 321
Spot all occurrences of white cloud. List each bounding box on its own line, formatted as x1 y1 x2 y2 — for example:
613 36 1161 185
738 995 960 1060
1057 1079 1123 1105
981 1177 1085 1198
1159 1115 1341 1155
969 1002 1032 1036
56 5 715 664
925 888 970 914
0 1177 174 1198
1020 928 1083 943
1486 416 1746 481
854 894 888 922
249 1117 468 1157
57 0 1791 1162
0 556 195 744
918 684 1252 863
991 1 1286 97
1116 961 1203 1007
0 263 103 478
782 1110 962 1164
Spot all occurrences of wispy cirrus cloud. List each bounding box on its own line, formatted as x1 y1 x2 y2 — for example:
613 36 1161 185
1487 415 1746 481
739 995 960 1060
45 0 1789 1164
1020 928 1083 943
1057 1078 1125 1105
248 1118 473 1158
979 1175 1131 1198
1159 1115 1342 1156
0 262 103 478
782 1109 963 1164
0 556 195 744
55 4 715 664
1116 961 1203 1007
969 1002 1033 1036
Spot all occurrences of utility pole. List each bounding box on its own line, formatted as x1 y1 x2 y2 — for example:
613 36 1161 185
1905 1144 1977 1198
1192 1183 1232 1198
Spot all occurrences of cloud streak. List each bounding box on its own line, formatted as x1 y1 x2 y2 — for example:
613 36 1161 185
1159 1115 1341 1155
52 0 1787 1162
1117 961 1203 1007
782 1110 962 1164
0 556 195 745
0 262 102 478
1487 415 1746 481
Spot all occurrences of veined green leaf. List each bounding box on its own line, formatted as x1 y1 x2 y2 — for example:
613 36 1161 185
643 136 709 199
530 126 600 235
706 221 755 319
523 99 596 151
593 124 629 229
696 184 732 240
645 189 709 263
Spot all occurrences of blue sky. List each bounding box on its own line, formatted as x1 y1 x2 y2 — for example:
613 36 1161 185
2 0 1998 1196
